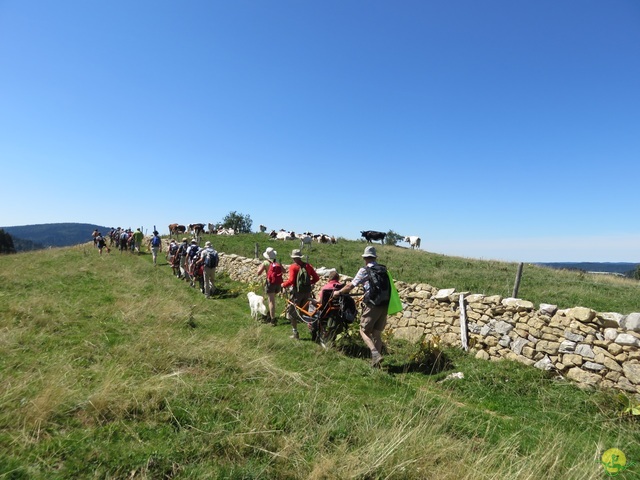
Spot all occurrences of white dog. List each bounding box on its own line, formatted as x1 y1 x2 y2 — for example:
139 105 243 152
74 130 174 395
247 292 267 321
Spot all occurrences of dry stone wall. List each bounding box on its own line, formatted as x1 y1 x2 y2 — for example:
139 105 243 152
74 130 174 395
217 253 640 398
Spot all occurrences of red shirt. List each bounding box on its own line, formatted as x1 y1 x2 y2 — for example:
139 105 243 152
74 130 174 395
281 261 320 289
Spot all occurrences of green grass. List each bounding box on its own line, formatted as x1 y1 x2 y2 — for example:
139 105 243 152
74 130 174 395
0 242 638 479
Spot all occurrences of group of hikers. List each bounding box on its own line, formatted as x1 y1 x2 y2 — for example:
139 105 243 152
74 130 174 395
92 227 149 256
256 245 395 367
92 228 396 367
165 237 220 298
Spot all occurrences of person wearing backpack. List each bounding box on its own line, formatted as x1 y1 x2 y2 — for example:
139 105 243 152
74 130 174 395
133 228 144 255
255 247 282 325
186 240 201 288
176 238 189 280
333 246 390 367
281 249 320 339
197 241 219 298
148 230 162 266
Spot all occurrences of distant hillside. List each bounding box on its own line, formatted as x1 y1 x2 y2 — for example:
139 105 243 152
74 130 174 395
0 223 112 250
537 262 638 276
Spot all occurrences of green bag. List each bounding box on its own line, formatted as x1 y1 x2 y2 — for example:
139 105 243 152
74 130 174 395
387 271 403 315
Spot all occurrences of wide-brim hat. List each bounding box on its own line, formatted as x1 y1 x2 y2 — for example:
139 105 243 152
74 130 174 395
362 246 377 258
182 238 188 242
153 231 159 235
205 241 212 247
291 249 303 259
263 247 277 260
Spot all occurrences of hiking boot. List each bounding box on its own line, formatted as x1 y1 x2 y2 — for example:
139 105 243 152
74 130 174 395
371 352 383 367
290 331 300 340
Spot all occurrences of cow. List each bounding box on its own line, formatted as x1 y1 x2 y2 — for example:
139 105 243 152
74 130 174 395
207 223 217 234
297 233 313 249
218 228 235 235
169 223 186 238
361 230 386 244
189 223 206 241
276 230 296 241
314 234 331 244
259 224 267 233
404 236 421 250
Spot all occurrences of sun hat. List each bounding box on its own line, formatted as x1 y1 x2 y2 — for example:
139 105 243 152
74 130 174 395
153 230 159 235
290 249 303 259
191 239 197 244
362 246 377 258
263 247 277 260
205 241 212 247
182 237 188 242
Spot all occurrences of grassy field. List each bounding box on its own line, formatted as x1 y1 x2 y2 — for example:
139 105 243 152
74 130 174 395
0 239 638 479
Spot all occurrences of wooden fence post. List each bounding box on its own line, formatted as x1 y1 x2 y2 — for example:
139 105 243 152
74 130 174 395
513 262 524 298
459 294 468 351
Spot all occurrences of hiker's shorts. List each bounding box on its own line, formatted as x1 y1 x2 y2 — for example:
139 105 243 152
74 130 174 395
360 303 387 334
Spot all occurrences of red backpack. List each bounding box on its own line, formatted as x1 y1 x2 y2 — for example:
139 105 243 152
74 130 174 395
267 261 283 285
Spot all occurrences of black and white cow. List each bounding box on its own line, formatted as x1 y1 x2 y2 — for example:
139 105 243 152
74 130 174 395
404 236 421 250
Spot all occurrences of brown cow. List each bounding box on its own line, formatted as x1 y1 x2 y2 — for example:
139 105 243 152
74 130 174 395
168 223 186 238
188 223 205 241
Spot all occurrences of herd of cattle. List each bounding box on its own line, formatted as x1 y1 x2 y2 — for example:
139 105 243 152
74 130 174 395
166 223 421 249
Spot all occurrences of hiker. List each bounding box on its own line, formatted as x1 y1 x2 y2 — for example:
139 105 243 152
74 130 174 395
333 246 390 367
132 228 144 254
256 247 282 324
176 238 190 279
167 240 180 277
95 232 110 255
186 239 201 287
119 229 129 253
197 241 219 298
148 230 162 266
313 270 342 309
281 249 319 339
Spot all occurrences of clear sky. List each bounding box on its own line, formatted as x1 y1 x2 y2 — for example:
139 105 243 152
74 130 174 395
1 1 638 263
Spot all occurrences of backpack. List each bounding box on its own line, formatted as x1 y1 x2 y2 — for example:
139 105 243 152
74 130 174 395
295 263 312 294
169 243 179 255
338 294 357 323
266 261 283 285
151 236 161 247
188 246 200 261
365 263 391 307
204 249 219 268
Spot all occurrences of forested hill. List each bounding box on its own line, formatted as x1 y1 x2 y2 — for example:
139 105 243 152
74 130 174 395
537 262 638 276
1 223 111 250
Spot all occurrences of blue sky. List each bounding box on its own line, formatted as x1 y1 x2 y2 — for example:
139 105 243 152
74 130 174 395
1 1 638 262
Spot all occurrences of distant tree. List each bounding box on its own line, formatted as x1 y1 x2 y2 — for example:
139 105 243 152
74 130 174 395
633 265 640 281
0 229 17 254
221 211 253 234
385 230 404 246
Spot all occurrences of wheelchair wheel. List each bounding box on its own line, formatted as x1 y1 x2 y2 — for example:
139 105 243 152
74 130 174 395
317 317 346 348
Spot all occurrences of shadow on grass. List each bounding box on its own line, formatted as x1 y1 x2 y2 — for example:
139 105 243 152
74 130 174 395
383 348 453 376
211 286 240 299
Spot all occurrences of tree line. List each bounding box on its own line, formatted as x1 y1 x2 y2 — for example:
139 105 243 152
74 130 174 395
0 229 16 254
